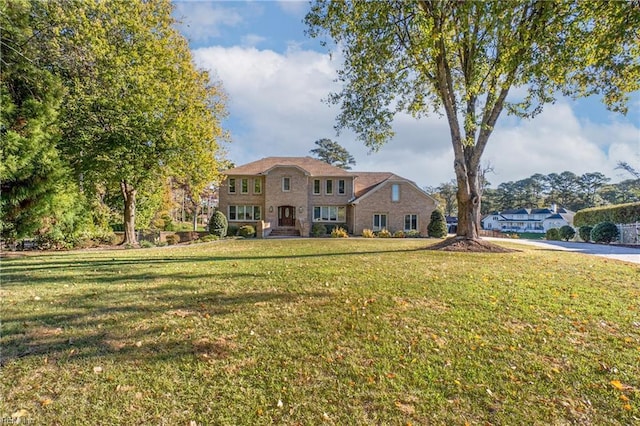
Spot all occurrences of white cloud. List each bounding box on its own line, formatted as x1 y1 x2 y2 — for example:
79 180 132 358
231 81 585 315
193 45 640 188
241 33 266 47
277 0 309 17
173 2 243 41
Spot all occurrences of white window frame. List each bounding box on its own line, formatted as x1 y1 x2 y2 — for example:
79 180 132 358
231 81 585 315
325 179 333 195
282 177 291 192
404 214 418 231
240 178 249 194
228 205 262 221
313 206 346 222
373 214 388 231
391 184 400 202
313 179 321 195
338 179 345 195
254 178 262 194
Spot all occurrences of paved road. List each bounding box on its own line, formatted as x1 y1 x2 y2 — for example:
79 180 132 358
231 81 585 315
485 237 640 265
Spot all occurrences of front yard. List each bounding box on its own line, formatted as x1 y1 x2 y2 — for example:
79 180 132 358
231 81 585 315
1 238 638 424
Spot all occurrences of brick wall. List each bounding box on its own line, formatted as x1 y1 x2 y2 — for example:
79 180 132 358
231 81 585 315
352 180 437 236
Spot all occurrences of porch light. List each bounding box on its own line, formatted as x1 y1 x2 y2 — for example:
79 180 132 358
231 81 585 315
299 206 304 213
269 206 274 212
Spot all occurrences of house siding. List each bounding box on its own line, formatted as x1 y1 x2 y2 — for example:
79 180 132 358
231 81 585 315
220 157 437 238
352 181 437 236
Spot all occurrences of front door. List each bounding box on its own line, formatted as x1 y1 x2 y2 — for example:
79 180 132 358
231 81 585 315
278 206 296 227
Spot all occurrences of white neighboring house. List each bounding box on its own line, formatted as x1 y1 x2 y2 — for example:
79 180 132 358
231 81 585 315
481 205 575 233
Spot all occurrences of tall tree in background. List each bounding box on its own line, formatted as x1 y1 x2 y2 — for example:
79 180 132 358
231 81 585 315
306 1 639 248
0 0 66 240
310 138 356 169
34 0 227 245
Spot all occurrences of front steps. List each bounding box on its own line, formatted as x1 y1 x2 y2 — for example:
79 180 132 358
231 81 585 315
268 228 300 237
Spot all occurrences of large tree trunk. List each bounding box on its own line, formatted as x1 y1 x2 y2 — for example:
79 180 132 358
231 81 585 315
120 180 138 246
454 149 481 240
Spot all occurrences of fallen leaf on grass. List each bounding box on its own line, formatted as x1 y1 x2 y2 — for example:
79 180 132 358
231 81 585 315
12 409 28 418
611 380 632 391
93 366 103 374
394 401 415 415
40 398 53 406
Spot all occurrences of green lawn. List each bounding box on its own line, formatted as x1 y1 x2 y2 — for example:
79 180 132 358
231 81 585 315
1 239 638 425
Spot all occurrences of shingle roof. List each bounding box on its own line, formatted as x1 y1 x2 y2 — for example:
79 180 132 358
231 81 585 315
224 157 353 177
352 172 395 198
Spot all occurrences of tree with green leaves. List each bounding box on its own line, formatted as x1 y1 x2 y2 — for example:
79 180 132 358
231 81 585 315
0 0 66 241
306 1 639 249
33 0 227 245
310 138 356 169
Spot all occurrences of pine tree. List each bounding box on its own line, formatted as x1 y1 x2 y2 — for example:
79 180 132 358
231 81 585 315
427 210 448 238
0 0 67 241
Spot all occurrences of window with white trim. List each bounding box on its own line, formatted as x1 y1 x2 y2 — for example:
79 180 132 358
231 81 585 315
228 205 262 221
313 206 346 222
254 178 262 194
404 214 418 231
338 179 345 194
240 178 249 194
373 214 387 231
391 184 400 202
325 179 333 195
313 179 321 195
228 178 236 194
282 177 291 192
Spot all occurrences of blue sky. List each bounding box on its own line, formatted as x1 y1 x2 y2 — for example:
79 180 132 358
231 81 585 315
173 1 640 188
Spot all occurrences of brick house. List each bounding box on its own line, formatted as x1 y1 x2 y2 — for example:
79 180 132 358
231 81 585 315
218 157 438 237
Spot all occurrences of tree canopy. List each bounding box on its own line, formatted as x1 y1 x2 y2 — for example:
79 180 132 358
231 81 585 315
1 0 228 247
310 138 356 169
32 0 227 244
306 0 640 247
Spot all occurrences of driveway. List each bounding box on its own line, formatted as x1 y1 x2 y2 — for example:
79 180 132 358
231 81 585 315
484 237 640 265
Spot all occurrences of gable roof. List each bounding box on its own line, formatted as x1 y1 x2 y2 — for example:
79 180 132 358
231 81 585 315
224 156 353 177
352 172 395 198
351 172 436 204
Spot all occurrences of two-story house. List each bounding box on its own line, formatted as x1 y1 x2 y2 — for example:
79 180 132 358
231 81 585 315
218 157 438 237
481 205 575 233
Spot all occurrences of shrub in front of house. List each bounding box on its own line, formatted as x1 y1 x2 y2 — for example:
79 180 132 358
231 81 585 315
200 234 219 243
165 234 179 245
140 240 155 248
590 222 619 244
393 230 405 238
578 225 593 242
331 227 348 238
311 223 327 237
559 225 576 241
545 228 561 241
405 230 421 238
427 210 448 238
238 225 256 238
208 210 228 238
376 229 392 238
361 229 375 238
227 225 239 236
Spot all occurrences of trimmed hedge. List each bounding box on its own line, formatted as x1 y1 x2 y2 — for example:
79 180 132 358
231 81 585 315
590 222 619 244
559 225 576 241
574 202 640 227
578 225 593 242
208 210 228 237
